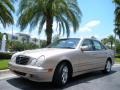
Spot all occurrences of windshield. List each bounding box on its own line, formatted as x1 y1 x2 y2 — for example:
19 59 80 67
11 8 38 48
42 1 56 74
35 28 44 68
48 38 80 49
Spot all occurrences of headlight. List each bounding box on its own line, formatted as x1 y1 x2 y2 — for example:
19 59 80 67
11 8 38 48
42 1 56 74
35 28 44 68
34 55 45 67
11 55 16 62
11 53 19 62
11 52 23 62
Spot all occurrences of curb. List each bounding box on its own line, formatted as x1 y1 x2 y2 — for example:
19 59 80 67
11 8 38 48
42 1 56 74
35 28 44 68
0 69 17 80
0 69 10 75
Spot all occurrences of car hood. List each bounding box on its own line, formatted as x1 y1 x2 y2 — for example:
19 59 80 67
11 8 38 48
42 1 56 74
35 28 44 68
16 48 75 59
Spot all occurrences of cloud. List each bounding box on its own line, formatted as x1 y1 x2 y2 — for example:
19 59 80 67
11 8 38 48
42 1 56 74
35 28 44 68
79 20 101 32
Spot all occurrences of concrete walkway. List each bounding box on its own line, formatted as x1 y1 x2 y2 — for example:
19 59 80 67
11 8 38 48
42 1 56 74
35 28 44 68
0 69 17 80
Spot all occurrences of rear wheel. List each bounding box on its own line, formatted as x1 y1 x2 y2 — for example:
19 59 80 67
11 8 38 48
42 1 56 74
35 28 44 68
52 63 69 87
102 60 112 74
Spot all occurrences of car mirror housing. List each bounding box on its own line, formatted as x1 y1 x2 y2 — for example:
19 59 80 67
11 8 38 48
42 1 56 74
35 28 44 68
81 46 90 51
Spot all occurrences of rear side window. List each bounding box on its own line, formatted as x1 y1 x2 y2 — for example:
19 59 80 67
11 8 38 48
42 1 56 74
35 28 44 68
93 40 105 50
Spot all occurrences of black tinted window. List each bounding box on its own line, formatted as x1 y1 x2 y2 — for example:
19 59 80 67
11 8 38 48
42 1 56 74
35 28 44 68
48 38 80 49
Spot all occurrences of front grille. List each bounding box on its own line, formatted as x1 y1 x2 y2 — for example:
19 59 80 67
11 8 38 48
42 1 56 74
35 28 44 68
16 55 29 65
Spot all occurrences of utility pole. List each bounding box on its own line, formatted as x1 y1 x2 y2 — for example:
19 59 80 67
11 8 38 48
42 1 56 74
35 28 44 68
11 25 13 51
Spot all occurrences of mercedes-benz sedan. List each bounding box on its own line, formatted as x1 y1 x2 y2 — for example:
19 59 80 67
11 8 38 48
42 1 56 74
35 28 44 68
9 38 114 87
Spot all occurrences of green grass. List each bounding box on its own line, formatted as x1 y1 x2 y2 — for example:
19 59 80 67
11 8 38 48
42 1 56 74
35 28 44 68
115 58 120 63
0 59 9 70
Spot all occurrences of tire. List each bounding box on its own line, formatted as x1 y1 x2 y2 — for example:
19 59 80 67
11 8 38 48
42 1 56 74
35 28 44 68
52 63 69 87
102 60 112 74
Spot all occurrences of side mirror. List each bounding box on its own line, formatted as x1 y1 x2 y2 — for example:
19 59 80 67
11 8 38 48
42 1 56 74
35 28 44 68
80 46 90 51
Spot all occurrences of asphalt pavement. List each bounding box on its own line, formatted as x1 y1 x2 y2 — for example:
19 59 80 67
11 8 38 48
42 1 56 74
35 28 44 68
0 64 120 90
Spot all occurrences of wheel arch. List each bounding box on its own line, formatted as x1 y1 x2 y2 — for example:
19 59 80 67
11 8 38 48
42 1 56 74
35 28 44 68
53 60 73 79
107 57 113 64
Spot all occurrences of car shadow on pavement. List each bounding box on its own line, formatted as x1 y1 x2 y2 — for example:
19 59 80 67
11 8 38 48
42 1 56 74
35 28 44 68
7 70 116 90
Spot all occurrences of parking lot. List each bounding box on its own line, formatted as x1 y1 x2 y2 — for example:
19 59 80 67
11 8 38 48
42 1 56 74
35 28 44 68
0 64 120 90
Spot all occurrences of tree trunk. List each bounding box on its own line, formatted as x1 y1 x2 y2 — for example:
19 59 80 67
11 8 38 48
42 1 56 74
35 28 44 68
46 16 53 46
45 0 54 46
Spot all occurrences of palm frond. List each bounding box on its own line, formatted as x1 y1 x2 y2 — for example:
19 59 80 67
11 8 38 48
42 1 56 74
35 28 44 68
0 1 14 27
38 16 46 34
0 0 14 28
3 0 15 12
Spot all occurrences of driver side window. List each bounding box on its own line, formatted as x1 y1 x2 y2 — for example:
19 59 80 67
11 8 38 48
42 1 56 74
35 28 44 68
82 39 93 51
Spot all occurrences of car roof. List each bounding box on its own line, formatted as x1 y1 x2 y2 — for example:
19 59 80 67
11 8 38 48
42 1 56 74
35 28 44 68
60 37 98 41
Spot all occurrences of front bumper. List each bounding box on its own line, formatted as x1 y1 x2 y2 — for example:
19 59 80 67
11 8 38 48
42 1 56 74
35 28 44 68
9 62 54 82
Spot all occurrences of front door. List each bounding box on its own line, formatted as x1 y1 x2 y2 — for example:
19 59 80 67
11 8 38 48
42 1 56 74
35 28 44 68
78 39 96 72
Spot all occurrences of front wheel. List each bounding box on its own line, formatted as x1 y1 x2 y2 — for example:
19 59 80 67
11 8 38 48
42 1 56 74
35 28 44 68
52 63 69 87
102 60 112 74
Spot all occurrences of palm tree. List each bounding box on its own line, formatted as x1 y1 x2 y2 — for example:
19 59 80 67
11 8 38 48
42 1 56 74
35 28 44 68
18 0 82 45
108 35 115 49
101 38 108 45
0 0 15 28
52 34 60 42
113 0 120 39
101 35 115 49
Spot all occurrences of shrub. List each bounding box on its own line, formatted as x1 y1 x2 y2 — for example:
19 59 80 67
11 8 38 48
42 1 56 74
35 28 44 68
8 41 39 51
115 54 120 58
0 52 13 59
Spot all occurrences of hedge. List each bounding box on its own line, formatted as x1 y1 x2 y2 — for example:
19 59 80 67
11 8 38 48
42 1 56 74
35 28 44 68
0 52 13 59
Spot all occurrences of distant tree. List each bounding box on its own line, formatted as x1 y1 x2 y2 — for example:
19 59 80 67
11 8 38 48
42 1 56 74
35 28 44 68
24 42 39 50
114 27 120 39
107 35 115 49
91 36 97 39
0 32 3 41
101 38 108 45
101 35 115 49
8 41 39 51
52 35 60 42
32 38 38 45
116 41 120 53
40 40 47 48
9 41 24 51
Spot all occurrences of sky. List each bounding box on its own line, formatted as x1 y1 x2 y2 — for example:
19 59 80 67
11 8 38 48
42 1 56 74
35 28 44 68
0 0 116 40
